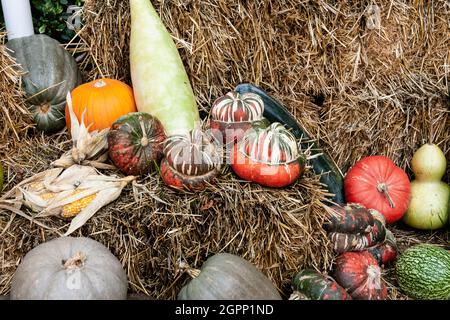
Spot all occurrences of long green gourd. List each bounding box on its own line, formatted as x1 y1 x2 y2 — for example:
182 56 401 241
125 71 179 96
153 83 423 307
129 0 199 136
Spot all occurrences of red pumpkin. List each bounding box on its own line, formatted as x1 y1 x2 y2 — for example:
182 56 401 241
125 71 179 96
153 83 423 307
210 91 266 143
161 128 222 191
344 156 411 223
334 251 387 300
231 123 305 188
108 112 166 175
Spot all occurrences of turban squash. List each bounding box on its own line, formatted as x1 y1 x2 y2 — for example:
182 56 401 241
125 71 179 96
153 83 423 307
160 128 222 191
231 122 305 188
108 112 166 175
210 91 267 143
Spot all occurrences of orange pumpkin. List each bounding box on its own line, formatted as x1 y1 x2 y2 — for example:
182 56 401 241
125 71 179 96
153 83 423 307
65 78 137 132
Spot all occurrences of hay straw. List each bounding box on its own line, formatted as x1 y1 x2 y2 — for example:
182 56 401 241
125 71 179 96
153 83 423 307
0 133 333 298
74 0 450 299
77 0 448 173
0 0 448 300
0 32 33 144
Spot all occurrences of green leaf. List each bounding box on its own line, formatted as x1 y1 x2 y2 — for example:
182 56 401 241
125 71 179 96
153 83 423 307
29 0 80 42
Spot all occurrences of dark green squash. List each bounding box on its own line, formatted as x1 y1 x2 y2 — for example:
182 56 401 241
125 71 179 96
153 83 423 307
235 83 345 204
178 253 282 300
6 34 82 133
291 269 352 300
108 112 166 175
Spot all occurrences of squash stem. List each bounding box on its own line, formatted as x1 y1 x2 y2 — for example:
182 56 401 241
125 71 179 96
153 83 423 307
63 251 86 270
93 79 107 88
376 183 395 208
186 268 201 279
178 261 201 278
40 103 50 114
138 116 149 147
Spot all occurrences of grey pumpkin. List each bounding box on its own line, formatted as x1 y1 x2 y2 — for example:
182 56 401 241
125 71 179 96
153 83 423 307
178 253 282 300
11 237 128 300
6 34 82 133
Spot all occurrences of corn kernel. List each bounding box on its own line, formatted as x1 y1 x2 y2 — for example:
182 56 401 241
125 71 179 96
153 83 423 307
61 189 97 218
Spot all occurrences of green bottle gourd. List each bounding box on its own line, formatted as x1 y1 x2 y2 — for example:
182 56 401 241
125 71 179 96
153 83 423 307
403 143 450 230
129 0 199 136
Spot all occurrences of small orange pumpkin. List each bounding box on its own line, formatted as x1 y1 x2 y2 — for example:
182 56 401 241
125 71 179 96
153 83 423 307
65 78 137 132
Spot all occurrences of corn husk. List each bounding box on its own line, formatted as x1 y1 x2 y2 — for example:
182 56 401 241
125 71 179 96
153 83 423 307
52 92 113 169
0 165 135 236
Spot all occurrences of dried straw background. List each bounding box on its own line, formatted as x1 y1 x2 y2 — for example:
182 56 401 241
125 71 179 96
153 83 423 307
0 132 334 298
0 0 449 299
78 0 449 174
0 33 33 152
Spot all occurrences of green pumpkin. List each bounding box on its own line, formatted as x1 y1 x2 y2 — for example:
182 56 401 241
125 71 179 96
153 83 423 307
6 34 82 133
178 253 282 300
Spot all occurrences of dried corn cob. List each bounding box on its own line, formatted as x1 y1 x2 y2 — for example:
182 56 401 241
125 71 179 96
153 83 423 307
61 189 97 218
1 164 135 236
37 189 97 218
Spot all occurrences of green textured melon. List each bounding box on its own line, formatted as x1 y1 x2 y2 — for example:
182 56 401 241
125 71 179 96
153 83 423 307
396 244 450 300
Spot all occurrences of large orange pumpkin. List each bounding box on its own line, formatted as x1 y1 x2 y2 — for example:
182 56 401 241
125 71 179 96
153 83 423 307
65 78 137 132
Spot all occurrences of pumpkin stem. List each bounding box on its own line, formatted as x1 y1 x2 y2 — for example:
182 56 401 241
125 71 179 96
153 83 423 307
93 79 107 88
63 251 87 270
40 103 50 114
186 268 201 278
138 116 149 147
178 261 201 278
376 183 395 208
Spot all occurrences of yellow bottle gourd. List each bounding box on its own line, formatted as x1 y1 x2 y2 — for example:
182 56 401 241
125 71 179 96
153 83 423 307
403 143 450 230
129 0 199 136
